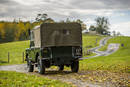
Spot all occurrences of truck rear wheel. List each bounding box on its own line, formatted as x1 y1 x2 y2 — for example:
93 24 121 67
27 60 34 72
71 61 79 72
37 56 45 74
58 65 64 71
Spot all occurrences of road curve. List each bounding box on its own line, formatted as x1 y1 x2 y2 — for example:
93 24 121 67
80 37 120 59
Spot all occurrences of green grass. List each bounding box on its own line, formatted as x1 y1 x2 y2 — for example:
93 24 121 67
0 40 29 65
82 34 103 57
1 35 129 73
80 36 130 73
0 71 72 87
82 34 103 48
0 35 103 65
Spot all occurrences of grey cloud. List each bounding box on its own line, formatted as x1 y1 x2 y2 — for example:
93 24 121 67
100 0 130 9
0 0 11 4
69 0 130 9
0 0 130 21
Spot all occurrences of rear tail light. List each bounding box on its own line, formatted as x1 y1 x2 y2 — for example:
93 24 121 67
72 47 82 57
75 48 82 55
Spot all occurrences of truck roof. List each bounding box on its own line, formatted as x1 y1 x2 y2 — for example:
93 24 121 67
32 23 82 47
41 23 82 47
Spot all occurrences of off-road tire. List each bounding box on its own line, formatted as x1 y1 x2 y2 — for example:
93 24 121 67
71 60 79 72
37 56 45 74
27 60 34 72
58 65 64 71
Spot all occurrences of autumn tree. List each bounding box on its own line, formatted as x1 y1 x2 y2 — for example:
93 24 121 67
2 22 16 42
0 22 5 39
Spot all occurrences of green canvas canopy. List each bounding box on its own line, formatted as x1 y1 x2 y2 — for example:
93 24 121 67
40 23 82 47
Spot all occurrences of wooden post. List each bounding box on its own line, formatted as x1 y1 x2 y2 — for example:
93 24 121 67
8 52 9 63
23 52 24 63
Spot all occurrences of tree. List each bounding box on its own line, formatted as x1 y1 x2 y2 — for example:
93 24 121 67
25 22 32 39
0 23 5 39
117 32 121 36
95 17 110 35
66 18 71 23
89 25 96 31
76 19 86 30
3 22 16 42
112 31 116 36
35 13 55 23
35 13 48 22
43 18 54 23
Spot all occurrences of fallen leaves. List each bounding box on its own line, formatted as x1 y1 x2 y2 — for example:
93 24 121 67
70 70 130 87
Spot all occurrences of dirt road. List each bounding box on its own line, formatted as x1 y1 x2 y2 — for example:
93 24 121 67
0 64 129 87
0 64 104 87
80 37 120 59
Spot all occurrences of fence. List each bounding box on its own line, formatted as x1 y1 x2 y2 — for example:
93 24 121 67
1 49 90 64
83 47 92 56
0 52 25 64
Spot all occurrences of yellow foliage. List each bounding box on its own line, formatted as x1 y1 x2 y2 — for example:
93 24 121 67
0 23 5 38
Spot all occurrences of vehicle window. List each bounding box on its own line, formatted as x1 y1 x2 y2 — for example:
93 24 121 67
30 41 34 47
30 31 34 41
63 29 70 35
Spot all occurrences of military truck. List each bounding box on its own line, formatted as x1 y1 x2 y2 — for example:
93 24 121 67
25 23 82 74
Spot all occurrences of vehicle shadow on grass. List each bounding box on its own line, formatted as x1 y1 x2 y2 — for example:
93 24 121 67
0 60 8 63
34 70 72 75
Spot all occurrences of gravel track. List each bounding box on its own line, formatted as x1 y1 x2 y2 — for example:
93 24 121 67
80 37 120 59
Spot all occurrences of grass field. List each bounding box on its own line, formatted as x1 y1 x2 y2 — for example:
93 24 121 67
0 40 29 65
82 34 103 48
0 35 129 87
0 35 103 65
82 34 103 57
0 35 129 73
80 36 130 73
0 71 73 87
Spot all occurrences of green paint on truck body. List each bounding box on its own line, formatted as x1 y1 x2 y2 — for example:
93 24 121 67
26 23 82 73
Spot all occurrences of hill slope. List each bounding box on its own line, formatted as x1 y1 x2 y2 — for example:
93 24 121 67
80 36 130 72
0 40 29 65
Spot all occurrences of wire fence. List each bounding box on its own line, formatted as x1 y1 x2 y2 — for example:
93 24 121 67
83 47 93 56
0 47 92 64
0 52 25 64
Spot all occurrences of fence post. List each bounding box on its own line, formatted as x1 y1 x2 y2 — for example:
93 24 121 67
23 52 24 63
8 52 10 63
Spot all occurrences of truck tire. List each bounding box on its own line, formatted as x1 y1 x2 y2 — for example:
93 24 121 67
58 65 64 71
71 60 79 72
37 56 45 74
27 60 34 72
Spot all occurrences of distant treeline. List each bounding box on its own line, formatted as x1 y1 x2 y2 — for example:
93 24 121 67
0 14 86 43
0 21 43 43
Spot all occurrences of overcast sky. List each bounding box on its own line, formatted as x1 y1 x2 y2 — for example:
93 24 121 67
0 0 130 36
